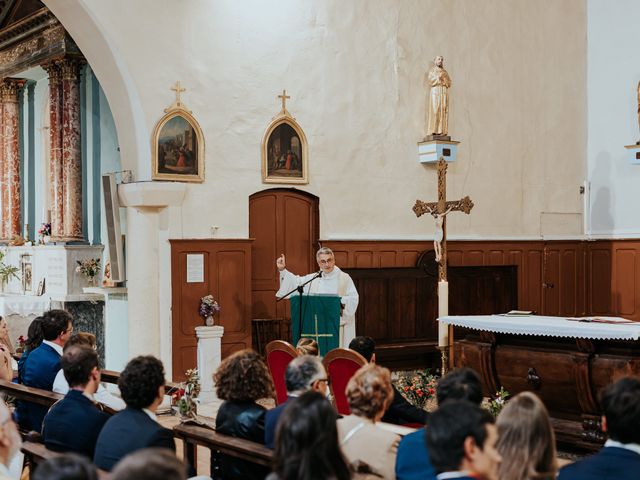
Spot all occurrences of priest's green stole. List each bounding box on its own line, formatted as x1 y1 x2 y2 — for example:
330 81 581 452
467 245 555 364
290 294 341 356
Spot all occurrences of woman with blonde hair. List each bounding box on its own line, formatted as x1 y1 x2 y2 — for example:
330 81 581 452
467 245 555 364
496 391 557 480
337 363 399 479
295 337 319 356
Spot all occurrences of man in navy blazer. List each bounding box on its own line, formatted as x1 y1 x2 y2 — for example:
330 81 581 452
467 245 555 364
93 355 175 471
42 345 109 458
18 310 73 432
558 376 640 480
265 355 329 448
395 368 484 480
426 401 502 480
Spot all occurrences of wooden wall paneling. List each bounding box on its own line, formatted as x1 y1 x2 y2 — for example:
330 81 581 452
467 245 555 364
587 244 612 315
170 239 253 381
613 246 637 318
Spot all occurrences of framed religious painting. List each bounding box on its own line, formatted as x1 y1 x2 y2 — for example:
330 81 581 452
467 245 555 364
262 117 308 184
152 87 204 182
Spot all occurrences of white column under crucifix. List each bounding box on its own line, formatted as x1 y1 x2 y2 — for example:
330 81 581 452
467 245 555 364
413 156 474 373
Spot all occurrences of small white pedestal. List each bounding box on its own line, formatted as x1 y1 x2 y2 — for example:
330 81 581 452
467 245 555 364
418 138 459 163
625 144 640 164
195 325 224 404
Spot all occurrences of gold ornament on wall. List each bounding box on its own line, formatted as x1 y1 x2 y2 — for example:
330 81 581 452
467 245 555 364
152 81 205 182
261 90 308 184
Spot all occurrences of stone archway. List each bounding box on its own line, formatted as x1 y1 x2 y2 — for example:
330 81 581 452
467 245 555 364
44 0 149 179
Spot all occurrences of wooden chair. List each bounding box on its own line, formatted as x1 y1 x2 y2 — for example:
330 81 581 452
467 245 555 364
322 348 367 415
265 340 298 405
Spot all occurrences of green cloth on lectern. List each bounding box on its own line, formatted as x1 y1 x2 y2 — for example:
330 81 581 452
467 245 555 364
290 294 341 356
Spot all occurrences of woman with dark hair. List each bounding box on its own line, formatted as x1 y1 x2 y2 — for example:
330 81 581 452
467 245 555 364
269 390 351 480
212 349 275 480
496 391 557 480
17 316 44 382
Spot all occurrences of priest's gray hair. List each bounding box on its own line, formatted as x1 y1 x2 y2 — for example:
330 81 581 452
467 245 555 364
316 247 334 260
285 355 325 395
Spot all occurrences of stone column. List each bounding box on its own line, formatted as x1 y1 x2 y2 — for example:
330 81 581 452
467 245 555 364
195 326 224 403
59 58 83 241
43 63 64 239
118 182 187 366
0 79 24 240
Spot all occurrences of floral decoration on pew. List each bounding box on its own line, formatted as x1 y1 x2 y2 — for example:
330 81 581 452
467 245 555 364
199 294 221 326
394 369 438 410
15 335 26 354
486 386 510 417
172 368 201 422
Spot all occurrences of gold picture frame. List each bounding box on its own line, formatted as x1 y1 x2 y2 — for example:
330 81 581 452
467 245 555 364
152 82 205 183
262 94 308 185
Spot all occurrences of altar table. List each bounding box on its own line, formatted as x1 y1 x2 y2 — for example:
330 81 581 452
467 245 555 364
440 314 640 451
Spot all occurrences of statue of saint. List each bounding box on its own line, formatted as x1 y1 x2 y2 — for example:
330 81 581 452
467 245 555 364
425 55 452 138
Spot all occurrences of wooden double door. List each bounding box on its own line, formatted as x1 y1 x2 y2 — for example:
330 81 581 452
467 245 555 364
249 189 319 320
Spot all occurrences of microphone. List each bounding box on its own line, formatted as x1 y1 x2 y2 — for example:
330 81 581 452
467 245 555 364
316 270 323 278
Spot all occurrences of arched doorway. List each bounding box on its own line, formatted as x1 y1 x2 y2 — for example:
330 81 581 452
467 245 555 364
249 188 319 320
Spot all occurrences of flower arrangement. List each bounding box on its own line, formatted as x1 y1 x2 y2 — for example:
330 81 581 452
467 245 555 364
486 386 510 417
199 295 220 326
15 335 26 354
394 369 438 410
172 368 201 421
0 251 19 289
76 258 101 282
38 223 51 237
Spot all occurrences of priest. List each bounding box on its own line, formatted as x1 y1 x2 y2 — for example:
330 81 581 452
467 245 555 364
276 247 359 346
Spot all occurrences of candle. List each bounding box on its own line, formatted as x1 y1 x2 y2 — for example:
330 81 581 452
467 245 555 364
438 280 449 347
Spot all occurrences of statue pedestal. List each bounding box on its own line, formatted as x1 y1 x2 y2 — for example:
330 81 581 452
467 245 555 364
195 325 224 404
418 138 459 163
625 144 640 164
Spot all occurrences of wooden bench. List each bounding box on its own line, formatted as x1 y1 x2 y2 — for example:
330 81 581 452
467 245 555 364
21 441 109 479
173 422 273 474
0 379 63 408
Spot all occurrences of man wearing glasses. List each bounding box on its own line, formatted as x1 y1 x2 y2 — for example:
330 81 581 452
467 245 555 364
276 247 359 346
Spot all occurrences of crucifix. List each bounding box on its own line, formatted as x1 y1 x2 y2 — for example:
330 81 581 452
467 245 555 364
278 89 291 114
166 81 190 113
413 156 474 373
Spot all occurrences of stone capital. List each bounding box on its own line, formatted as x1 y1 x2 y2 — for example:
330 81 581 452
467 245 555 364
42 62 61 84
0 78 25 103
118 182 187 209
195 326 225 339
58 57 84 82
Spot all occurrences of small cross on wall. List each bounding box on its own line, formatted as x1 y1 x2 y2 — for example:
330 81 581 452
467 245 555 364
278 89 290 112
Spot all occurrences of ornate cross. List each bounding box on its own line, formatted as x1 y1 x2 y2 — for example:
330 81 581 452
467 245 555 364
301 314 334 343
413 157 473 281
171 81 186 107
278 89 290 113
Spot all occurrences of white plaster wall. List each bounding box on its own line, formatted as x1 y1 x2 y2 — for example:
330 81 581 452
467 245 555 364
47 0 587 240
587 0 640 237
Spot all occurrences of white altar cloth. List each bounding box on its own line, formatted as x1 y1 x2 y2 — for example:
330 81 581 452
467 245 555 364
439 315 640 341
0 294 50 317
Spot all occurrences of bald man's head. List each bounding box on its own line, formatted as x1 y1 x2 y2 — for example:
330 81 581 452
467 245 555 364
0 399 20 465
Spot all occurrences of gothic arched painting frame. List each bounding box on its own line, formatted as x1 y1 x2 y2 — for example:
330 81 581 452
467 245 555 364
262 115 308 184
152 109 204 182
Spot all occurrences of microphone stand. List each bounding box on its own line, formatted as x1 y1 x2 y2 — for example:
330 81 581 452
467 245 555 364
277 271 322 343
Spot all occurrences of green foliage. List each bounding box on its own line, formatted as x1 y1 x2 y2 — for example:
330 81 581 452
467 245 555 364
0 251 20 286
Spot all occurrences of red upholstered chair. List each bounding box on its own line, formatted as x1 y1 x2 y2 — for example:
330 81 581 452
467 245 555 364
322 348 367 415
265 340 298 405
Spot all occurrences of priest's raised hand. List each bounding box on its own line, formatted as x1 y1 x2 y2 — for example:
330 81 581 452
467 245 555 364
276 254 286 272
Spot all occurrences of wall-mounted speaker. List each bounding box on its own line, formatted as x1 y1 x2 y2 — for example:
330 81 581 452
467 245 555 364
102 173 125 282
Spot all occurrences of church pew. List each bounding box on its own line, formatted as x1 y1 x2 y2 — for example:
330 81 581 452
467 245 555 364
21 441 109 479
0 379 63 407
100 368 181 393
173 423 273 474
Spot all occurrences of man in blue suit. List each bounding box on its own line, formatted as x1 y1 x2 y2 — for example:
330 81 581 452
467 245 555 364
558 376 640 480
19 309 73 432
93 355 175 471
395 368 483 480
426 401 502 480
42 345 109 458
264 355 328 448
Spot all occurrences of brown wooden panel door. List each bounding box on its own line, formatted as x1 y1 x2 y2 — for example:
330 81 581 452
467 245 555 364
542 242 585 317
170 239 253 381
249 189 319 320
614 248 636 316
